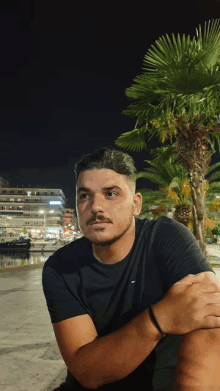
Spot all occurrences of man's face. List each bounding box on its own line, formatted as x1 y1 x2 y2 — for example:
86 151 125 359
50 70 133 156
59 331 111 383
76 168 142 246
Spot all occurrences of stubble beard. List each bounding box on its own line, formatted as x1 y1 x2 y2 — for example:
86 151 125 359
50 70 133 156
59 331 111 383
88 215 134 246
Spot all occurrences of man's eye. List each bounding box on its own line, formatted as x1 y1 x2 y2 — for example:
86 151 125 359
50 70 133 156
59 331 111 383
79 192 117 200
80 194 88 199
107 192 117 197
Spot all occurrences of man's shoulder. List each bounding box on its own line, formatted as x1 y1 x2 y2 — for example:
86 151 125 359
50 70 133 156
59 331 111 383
135 215 175 234
135 215 172 226
135 216 192 259
140 215 190 233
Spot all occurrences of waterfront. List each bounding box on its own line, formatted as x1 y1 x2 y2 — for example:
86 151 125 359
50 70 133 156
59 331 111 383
0 250 54 270
0 249 220 272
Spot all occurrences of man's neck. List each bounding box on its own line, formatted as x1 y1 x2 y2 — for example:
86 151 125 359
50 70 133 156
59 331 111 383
92 219 136 265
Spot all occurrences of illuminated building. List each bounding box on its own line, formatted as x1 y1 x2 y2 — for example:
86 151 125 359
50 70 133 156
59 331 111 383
0 178 66 241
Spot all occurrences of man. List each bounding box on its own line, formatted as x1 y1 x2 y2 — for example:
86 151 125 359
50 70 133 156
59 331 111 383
42 147 220 390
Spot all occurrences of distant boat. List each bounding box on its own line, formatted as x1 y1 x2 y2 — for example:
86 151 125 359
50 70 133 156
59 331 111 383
0 238 31 251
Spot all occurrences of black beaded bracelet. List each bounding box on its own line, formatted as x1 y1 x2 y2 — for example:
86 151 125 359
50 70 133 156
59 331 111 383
148 305 167 338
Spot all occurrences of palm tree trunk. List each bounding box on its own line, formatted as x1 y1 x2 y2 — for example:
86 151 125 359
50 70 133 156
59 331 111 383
173 204 191 227
190 171 207 258
173 117 212 260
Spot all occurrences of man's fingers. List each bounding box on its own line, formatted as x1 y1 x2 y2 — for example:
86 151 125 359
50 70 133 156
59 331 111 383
202 271 219 283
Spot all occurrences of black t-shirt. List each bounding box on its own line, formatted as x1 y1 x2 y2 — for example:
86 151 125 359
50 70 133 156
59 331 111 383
42 216 216 390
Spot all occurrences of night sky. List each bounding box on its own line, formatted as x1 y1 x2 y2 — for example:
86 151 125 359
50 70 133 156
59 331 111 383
0 1 219 209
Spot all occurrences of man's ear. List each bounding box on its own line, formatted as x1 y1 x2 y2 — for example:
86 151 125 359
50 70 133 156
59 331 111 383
132 192 142 216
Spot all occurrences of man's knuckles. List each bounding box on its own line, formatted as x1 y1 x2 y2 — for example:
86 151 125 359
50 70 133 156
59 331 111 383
199 271 220 291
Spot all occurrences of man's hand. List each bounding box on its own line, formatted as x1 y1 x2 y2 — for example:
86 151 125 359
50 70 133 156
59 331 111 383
153 272 220 335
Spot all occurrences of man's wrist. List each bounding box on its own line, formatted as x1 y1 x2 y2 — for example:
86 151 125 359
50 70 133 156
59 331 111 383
145 308 164 341
151 299 170 336
148 305 168 338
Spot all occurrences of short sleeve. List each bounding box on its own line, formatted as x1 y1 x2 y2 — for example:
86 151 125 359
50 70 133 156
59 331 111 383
154 217 216 289
42 255 87 324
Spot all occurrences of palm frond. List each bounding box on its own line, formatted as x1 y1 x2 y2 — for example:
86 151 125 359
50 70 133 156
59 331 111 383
207 132 220 155
115 127 147 151
207 181 220 193
142 32 203 75
204 193 217 204
138 188 175 211
143 19 220 78
138 188 168 201
119 19 220 143
138 159 183 184
143 159 171 173
205 161 220 176
195 19 220 68
206 170 220 183
169 176 182 190
135 171 168 187
149 144 179 164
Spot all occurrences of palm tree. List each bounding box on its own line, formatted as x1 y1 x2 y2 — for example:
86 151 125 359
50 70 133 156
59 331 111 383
137 188 174 219
136 150 192 227
203 163 220 237
136 144 220 232
115 19 220 257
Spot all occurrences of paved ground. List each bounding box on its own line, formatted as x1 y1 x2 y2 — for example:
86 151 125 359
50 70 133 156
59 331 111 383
206 246 220 259
0 264 67 391
0 262 220 391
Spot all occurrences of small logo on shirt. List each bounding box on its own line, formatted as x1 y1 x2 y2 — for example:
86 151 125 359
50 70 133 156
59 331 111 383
131 280 136 284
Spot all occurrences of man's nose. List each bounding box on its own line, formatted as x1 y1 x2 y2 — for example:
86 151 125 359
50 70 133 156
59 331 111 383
90 194 105 213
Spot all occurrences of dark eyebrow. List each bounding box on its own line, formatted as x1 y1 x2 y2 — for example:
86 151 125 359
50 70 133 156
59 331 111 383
77 185 123 194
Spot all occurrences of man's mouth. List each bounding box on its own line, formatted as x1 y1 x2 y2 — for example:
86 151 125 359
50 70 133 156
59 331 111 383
91 221 109 225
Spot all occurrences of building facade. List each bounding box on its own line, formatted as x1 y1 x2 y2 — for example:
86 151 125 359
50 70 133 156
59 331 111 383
0 177 10 188
63 208 81 240
0 179 66 241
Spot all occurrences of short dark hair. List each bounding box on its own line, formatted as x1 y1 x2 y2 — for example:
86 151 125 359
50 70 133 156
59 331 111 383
74 147 137 192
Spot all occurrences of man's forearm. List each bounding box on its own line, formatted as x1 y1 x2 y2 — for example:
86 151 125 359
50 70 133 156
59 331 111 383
173 328 220 390
72 308 162 389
